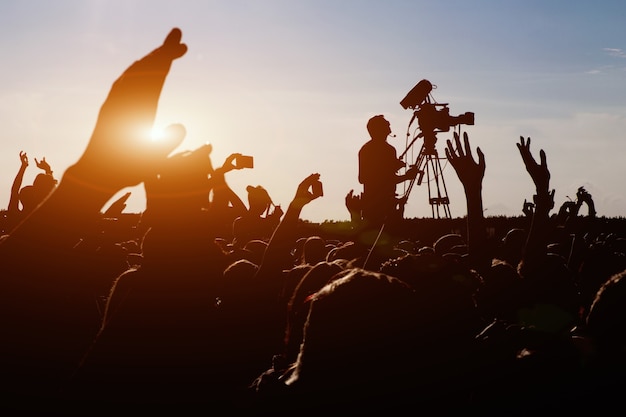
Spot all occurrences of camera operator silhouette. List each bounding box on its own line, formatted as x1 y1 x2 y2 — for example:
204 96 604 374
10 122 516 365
357 115 418 229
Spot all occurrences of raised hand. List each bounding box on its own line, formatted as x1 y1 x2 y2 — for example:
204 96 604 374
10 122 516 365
34 156 52 175
19 151 28 167
516 136 554 210
576 186 591 204
292 173 323 208
68 28 188 205
445 131 485 193
516 136 555 277
218 153 241 174
516 136 550 193
444 131 488 272
345 189 361 211
7 152 30 215
0 30 189 400
256 173 324 279
522 199 535 218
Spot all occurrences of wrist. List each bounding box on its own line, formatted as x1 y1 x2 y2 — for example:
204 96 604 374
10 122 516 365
463 184 482 198
287 200 306 218
533 192 554 212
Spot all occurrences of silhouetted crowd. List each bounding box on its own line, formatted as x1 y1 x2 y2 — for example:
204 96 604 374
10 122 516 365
1 28 625 416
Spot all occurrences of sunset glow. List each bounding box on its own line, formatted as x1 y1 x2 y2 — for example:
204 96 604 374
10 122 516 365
1 1 625 222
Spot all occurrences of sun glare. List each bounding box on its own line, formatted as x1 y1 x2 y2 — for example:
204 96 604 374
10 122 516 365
151 123 187 144
150 127 166 142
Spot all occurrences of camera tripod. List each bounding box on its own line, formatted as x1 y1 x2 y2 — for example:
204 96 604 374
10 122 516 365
399 131 452 219
396 78 474 220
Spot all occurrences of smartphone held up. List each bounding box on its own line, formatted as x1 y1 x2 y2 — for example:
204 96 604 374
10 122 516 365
311 180 323 198
235 155 254 169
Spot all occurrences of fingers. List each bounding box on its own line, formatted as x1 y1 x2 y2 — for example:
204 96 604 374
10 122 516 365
454 132 464 157
445 139 453 156
164 28 182 45
477 146 485 168
226 153 239 167
304 173 321 184
446 137 460 161
539 149 547 167
446 132 482 167
297 173 317 192
161 28 188 59
517 136 530 154
519 136 530 147
297 173 322 200
462 132 472 159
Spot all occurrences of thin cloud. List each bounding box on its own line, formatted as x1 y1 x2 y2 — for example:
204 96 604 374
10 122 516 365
588 48 626 74
604 48 626 58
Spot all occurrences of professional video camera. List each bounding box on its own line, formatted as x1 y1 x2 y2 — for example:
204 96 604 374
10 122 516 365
400 79 474 149
415 102 474 135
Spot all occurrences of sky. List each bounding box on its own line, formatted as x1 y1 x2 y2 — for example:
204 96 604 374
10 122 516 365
1 0 625 224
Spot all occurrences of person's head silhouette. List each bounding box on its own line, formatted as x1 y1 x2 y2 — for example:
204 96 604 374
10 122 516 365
246 185 272 216
366 115 392 141
19 174 58 214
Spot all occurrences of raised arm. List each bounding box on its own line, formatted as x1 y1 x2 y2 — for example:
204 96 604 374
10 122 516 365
345 189 363 228
255 173 323 279
209 153 249 220
516 136 555 275
69 28 188 201
7 151 29 214
34 156 53 177
445 131 488 272
0 30 189 399
1 28 187 253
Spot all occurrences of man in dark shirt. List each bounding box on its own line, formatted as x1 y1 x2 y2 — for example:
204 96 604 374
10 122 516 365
358 115 418 227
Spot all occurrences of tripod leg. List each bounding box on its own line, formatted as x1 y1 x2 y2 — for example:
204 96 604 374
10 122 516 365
424 154 451 219
400 144 451 219
435 155 451 218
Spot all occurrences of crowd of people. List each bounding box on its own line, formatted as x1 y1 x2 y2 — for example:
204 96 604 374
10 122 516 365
1 28 625 416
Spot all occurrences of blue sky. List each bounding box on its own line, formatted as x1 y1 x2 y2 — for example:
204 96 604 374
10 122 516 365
1 1 625 222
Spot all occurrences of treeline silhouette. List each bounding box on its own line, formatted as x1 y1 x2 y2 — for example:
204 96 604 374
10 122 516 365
4 210 624 255
1 28 625 416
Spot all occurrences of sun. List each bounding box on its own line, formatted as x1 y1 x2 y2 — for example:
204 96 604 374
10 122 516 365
150 126 167 142
151 124 187 143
